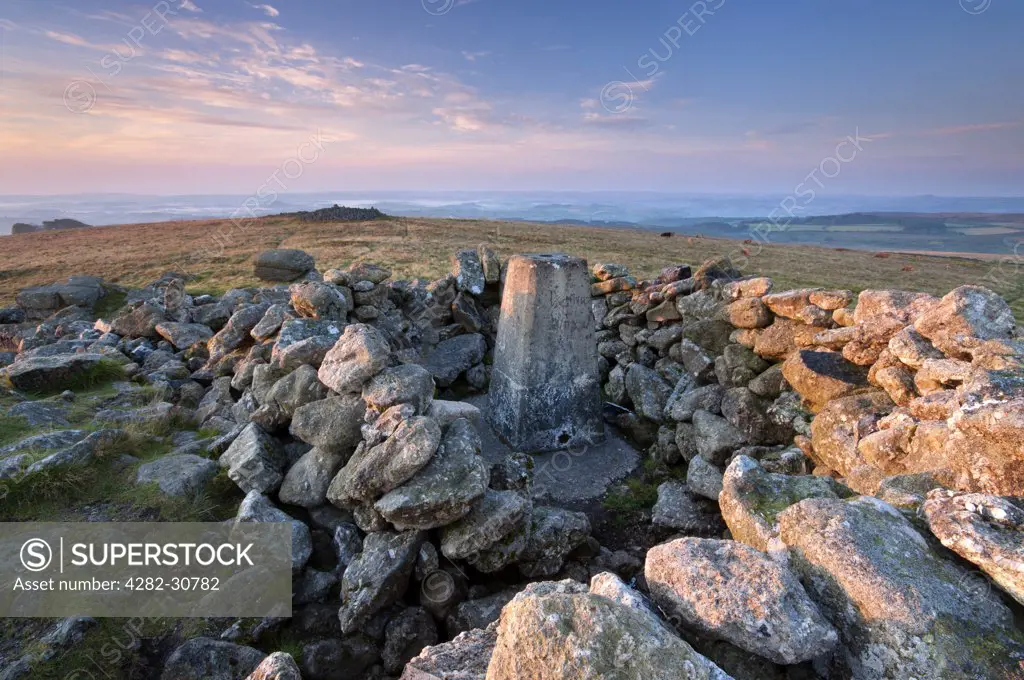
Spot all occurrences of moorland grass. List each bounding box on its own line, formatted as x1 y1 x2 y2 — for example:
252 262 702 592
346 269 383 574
1 215 1020 321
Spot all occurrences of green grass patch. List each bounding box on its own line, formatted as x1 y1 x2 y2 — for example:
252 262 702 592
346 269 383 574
256 627 306 663
0 414 33 447
602 457 689 527
0 435 240 522
92 289 128 320
26 358 127 397
15 617 217 680
603 478 660 515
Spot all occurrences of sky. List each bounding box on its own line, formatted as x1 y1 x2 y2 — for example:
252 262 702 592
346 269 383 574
0 0 1022 196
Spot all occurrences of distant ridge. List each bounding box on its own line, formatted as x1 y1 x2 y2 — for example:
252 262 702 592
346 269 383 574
11 218 92 235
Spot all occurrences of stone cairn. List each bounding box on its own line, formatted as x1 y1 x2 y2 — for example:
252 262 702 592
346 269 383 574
1 246 1023 680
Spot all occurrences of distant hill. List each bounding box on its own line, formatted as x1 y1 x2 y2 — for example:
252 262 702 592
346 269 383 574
11 218 92 234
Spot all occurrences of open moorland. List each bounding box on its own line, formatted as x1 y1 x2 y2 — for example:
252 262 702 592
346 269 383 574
2 215 1021 320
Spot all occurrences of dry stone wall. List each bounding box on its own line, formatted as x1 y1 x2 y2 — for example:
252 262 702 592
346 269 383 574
1 245 1022 680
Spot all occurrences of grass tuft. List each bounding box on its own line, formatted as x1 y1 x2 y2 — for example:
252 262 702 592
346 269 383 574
27 358 127 397
603 478 660 515
92 289 128 320
0 433 239 522
0 414 33 447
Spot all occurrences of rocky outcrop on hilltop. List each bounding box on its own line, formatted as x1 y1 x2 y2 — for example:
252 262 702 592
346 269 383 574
0 247 1022 679
282 205 388 223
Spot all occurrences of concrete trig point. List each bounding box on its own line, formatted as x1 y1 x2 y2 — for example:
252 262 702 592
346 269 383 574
488 253 605 454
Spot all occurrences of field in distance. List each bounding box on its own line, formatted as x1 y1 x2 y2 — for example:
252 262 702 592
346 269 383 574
1 215 1020 321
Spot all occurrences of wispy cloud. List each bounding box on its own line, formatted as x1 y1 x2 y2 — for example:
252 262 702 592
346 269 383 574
461 50 490 62
924 121 1023 136
179 1 203 13
248 3 280 18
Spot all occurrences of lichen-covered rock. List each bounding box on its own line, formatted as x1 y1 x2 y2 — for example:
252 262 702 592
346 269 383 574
591 276 637 296
426 399 482 428
290 394 365 454
666 384 724 423
942 393 1024 495
349 261 392 284
161 638 265 680
453 249 486 295
924 489 1024 605
234 490 312 573
592 263 629 281
110 301 166 338
753 319 820 361
517 506 591 578
809 289 854 310
914 358 972 395
244 652 301 680
721 387 789 445
652 481 724 534
219 422 287 494
208 303 269 363
809 390 894 477
478 244 501 284
440 489 531 561
692 410 747 466
782 349 869 412
747 364 786 399
290 281 353 321
363 364 435 414
250 303 293 341
383 607 439 674
338 530 425 634
719 455 852 551
402 627 496 680
692 256 740 291
853 289 939 325
271 318 344 370
761 289 816 319
914 285 1015 357
646 537 837 664
719 297 772 329
873 364 917 406
375 418 489 530
136 454 218 497
671 338 717 382
486 580 731 680
724 276 773 299
424 333 487 387
686 454 724 501
278 447 347 508
779 495 1024 679
446 591 516 636
714 344 770 388
156 322 214 350
6 353 114 392
329 416 441 505
253 249 315 281
317 323 390 394
624 363 671 423
252 364 329 429
301 637 380 680
887 325 944 369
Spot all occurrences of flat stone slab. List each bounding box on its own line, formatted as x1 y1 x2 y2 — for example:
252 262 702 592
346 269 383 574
468 394 639 505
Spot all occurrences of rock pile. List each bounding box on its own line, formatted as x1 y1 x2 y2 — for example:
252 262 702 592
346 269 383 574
1 247 1022 680
286 205 388 223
